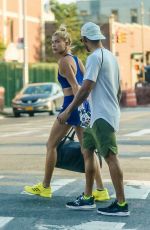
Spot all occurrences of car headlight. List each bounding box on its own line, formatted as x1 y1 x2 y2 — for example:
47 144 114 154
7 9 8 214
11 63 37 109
37 98 49 103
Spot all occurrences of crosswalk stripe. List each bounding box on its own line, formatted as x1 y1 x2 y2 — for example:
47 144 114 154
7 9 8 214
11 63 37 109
139 157 150 160
0 130 39 137
21 179 76 195
0 176 5 179
2 176 150 199
0 217 14 228
35 222 136 230
51 179 76 192
124 129 150 137
111 182 150 199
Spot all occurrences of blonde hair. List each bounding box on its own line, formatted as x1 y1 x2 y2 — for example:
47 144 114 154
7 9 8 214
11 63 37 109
52 24 72 45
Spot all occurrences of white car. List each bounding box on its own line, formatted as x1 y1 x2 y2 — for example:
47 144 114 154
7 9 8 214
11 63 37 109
12 82 63 117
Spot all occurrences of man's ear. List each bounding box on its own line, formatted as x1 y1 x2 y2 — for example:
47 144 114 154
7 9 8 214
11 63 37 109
84 37 88 43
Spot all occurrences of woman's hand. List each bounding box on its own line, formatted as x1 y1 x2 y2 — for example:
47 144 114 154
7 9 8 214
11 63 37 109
57 109 71 124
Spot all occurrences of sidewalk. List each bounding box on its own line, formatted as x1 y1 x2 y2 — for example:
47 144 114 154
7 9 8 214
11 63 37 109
0 107 12 117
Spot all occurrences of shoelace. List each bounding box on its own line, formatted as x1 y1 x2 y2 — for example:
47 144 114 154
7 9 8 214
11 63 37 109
109 200 118 208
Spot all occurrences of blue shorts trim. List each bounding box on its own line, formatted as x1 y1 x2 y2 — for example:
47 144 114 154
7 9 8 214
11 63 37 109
60 95 80 126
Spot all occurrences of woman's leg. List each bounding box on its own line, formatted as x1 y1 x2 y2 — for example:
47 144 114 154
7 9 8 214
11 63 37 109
43 119 70 187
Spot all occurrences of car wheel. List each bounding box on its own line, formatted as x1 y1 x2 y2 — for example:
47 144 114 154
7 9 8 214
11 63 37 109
29 112 34 117
14 111 21 117
49 102 56 115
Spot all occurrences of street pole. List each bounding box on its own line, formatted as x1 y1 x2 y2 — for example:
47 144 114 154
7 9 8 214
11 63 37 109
41 0 46 62
109 14 116 55
22 0 29 86
2 0 7 45
141 0 145 81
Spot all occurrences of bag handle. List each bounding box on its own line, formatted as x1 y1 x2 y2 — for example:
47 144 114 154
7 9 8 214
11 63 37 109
60 127 75 145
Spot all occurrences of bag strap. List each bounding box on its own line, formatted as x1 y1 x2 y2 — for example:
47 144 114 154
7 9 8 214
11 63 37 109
60 127 75 145
100 48 103 71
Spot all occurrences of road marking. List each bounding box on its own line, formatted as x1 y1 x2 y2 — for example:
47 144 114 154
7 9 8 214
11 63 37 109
0 130 39 137
21 179 76 195
35 222 136 230
139 157 150 160
111 181 150 199
0 176 5 179
51 179 76 192
124 129 150 137
0 217 14 228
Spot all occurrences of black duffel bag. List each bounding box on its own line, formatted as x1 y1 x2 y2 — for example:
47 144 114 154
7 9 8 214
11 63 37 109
56 128 85 173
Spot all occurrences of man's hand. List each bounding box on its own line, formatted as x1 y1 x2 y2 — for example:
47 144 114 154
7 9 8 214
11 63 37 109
57 109 71 124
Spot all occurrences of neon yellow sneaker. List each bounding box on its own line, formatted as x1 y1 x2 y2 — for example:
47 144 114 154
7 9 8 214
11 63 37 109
92 188 110 201
24 183 52 198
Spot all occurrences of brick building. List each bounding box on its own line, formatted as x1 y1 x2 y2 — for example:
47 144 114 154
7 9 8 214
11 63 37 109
101 17 150 90
0 0 55 63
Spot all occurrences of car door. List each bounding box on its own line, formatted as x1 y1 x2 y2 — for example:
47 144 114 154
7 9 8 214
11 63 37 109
53 84 63 109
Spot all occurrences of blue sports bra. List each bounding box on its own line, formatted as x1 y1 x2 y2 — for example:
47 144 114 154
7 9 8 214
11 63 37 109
58 54 83 89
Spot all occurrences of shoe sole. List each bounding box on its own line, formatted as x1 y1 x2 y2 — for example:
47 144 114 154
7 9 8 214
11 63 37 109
66 204 96 210
97 210 130 216
24 190 52 198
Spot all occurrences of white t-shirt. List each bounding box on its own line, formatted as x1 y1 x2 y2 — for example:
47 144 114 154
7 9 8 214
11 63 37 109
84 48 120 132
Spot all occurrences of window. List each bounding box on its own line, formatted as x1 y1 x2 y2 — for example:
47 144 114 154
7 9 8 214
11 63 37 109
80 10 88 16
111 10 119 21
131 9 138 23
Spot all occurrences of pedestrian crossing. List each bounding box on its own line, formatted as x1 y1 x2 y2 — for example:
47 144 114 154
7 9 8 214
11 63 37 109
0 175 150 230
1 126 150 138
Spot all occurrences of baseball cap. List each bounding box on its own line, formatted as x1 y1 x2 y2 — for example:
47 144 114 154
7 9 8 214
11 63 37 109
81 22 106 40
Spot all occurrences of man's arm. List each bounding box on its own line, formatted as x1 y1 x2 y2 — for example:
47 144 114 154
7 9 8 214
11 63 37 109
57 79 95 124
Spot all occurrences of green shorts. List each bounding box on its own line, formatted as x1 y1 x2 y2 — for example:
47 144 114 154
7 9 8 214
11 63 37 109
82 118 118 158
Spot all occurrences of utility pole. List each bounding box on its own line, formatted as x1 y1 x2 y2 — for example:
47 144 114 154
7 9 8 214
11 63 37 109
22 0 29 86
109 14 116 55
41 0 46 62
2 0 7 45
141 0 145 81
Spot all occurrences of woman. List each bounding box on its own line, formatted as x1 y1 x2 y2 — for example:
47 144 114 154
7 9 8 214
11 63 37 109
24 25 109 201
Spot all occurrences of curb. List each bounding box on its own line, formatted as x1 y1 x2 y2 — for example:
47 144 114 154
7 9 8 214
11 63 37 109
0 109 12 117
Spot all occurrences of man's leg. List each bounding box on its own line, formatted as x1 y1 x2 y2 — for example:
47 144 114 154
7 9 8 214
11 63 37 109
75 126 109 200
97 151 129 216
105 152 125 203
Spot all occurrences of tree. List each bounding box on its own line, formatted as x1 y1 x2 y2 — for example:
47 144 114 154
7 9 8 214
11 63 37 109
46 0 87 63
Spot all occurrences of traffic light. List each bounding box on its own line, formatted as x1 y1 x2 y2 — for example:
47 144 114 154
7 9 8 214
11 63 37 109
134 64 140 71
116 32 126 43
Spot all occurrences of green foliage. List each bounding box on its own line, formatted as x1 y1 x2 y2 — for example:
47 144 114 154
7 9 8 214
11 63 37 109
47 0 87 63
0 40 6 61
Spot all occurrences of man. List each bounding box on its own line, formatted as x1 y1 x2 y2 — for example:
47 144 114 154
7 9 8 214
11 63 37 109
57 22 130 216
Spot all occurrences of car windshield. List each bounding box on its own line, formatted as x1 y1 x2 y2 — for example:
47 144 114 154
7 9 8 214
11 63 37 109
23 84 52 95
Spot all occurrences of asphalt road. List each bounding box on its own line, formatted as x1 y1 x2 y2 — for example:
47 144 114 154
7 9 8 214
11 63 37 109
0 107 150 230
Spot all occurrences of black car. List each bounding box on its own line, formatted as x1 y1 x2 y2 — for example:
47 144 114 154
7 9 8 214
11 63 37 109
12 82 63 117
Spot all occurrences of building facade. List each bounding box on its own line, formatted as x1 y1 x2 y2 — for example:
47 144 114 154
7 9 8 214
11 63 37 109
101 18 150 90
0 0 55 63
77 0 150 25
